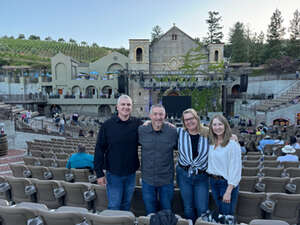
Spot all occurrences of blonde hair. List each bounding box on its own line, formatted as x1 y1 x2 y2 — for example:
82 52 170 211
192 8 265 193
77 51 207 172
182 108 208 137
208 114 232 147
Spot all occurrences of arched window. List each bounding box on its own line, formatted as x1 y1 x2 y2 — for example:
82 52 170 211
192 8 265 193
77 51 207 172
136 48 143 62
214 50 219 62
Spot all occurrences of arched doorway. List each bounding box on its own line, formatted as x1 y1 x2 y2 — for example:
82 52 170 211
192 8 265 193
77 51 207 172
85 86 97 98
136 48 143 62
101 85 113 98
273 118 289 126
72 86 81 96
163 88 180 96
98 105 111 117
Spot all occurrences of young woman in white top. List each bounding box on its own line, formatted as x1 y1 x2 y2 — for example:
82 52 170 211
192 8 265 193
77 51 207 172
207 114 242 216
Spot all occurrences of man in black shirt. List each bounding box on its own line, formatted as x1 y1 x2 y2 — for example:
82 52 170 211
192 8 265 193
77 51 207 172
94 95 141 210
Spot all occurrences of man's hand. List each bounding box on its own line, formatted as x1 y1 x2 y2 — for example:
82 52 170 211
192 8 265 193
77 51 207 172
97 176 107 186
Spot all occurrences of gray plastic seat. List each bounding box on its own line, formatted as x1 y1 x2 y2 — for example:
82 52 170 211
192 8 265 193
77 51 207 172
0 206 38 225
49 167 70 181
239 176 259 192
27 165 50 180
37 210 86 225
249 219 289 225
285 168 300 178
85 210 135 225
261 167 284 177
9 164 29 177
242 167 260 176
60 181 92 209
92 184 108 212
256 177 290 193
71 168 91 182
236 191 266 224
6 176 35 203
31 179 63 209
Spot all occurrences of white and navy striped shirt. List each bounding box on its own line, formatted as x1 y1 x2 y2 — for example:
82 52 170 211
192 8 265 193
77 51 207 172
177 127 209 174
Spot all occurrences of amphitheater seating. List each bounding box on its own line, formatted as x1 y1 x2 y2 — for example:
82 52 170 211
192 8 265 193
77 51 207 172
243 160 260 167
30 179 63 209
60 181 92 209
260 167 284 177
281 161 299 168
261 193 300 224
27 165 49 180
256 177 290 193
244 155 261 161
242 167 260 176
92 184 108 212
0 205 38 225
261 160 280 168
289 178 300 194
284 167 300 178
6 176 35 203
9 164 28 177
240 176 260 192
236 191 266 224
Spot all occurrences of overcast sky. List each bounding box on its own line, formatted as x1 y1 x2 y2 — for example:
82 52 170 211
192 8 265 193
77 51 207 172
0 0 299 48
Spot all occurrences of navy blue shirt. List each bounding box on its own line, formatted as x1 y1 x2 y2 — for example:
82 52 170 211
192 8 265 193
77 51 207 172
94 115 142 178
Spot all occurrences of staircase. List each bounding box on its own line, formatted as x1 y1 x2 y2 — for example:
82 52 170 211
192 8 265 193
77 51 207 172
256 80 300 112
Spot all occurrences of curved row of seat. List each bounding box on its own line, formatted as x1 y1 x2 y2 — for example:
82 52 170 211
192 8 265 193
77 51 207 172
23 156 67 167
242 166 300 177
240 176 300 193
9 164 94 183
243 160 300 168
0 177 298 225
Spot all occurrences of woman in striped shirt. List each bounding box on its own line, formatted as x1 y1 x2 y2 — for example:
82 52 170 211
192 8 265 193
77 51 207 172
176 108 210 222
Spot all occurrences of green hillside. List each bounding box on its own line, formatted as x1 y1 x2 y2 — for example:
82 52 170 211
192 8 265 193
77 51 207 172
0 38 128 68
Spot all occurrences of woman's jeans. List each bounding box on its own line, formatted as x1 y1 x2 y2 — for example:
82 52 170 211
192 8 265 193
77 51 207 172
210 177 239 215
106 171 136 210
176 165 209 221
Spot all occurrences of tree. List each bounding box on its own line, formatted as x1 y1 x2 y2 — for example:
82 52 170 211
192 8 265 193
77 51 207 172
248 31 265 66
69 38 77 44
18 34 25 39
228 22 248 62
58 38 65 42
151 25 163 42
289 9 300 40
92 43 99 48
205 11 223 44
29 35 40 40
81 41 87 46
287 9 300 58
266 9 285 59
45 36 52 41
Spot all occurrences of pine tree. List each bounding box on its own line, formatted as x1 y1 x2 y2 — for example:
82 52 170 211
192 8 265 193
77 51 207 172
289 9 300 40
287 9 300 58
266 9 285 59
229 22 248 62
205 11 223 44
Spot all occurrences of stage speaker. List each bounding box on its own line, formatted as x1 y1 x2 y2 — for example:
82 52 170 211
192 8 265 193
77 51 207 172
240 74 248 92
162 96 191 118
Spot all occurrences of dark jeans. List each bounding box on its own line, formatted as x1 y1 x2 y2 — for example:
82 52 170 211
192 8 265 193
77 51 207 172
142 180 174 215
210 177 239 215
176 165 209 221
106 171 136 210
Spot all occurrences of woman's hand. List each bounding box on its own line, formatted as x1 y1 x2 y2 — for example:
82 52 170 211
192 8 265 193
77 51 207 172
222 191 231 203
142 120 151 126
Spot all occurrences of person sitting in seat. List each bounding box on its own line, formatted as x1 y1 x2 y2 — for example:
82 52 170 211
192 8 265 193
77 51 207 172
257 135 275 152
277 145 299 162
66 144 94 170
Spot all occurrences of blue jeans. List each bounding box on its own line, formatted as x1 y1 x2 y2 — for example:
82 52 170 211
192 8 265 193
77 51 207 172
106 171 136 210
176 165 209 221
142 180 174 215
210 177 239 215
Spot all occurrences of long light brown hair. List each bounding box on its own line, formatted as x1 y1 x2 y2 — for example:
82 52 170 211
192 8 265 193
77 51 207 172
208 114 232 147
182 108 209 137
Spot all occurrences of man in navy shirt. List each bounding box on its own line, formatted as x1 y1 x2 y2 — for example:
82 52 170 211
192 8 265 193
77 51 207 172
94 95 141 210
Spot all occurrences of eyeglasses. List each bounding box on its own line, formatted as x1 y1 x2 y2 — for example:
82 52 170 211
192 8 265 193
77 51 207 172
184 117 195 122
